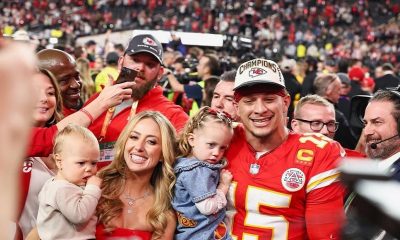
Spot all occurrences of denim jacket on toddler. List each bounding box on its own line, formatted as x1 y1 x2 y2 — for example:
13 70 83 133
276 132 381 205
172 157 231 240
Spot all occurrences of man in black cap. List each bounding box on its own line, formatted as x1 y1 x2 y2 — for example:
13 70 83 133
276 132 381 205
85 34 188 168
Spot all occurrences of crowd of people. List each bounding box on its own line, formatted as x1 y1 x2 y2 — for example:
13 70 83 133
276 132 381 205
1 29 398 239
2 0 400 68
1 1 400 240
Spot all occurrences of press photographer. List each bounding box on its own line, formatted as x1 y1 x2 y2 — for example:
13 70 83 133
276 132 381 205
161 54 220 115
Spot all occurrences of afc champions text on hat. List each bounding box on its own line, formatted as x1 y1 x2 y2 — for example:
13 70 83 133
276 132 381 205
238 59 279 75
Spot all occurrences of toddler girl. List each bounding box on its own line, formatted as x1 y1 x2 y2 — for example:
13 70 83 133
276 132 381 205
172 106 234 240
37 124 101 239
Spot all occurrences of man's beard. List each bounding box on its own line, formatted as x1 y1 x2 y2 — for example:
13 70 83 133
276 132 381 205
366 138 400 159
131 78 157 100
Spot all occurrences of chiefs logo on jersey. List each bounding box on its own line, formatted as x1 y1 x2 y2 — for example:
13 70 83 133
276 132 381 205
249 67 267 78
143 37 157 46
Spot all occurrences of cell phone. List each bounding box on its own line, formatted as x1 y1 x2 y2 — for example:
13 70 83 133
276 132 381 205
115 67 138 84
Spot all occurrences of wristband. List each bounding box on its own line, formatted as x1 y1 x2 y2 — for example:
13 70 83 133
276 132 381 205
80 108 94 124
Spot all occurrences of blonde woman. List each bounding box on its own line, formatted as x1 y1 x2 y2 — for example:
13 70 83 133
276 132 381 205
96 111 177 240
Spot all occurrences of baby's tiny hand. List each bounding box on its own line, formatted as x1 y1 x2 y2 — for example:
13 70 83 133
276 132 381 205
220 169 233 186
87 175 102 187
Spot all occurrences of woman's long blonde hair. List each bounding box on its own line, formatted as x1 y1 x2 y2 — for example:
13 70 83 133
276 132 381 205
97 111 177 239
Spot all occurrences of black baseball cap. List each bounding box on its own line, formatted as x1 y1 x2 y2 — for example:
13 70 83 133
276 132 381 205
106 51 119 65
125 34 163 65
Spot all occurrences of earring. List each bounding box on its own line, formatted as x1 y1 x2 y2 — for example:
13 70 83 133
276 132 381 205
47 115 56 126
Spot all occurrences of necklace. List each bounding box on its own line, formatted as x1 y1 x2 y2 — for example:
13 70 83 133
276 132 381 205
124 189 151 214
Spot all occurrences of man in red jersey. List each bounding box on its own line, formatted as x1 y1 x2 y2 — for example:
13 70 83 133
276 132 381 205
85 34 188 167
225 58 345 239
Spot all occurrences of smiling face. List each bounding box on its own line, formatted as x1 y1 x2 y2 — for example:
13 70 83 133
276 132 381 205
124 118 162 174
363 100 400 159
55 135 100 186
33 73 56 127
237 90 290 141
55 61 82 109
189 121 233 164
37 49 82 109
118 52 163 100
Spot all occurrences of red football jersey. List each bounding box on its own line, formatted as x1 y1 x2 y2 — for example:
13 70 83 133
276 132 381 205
225 126 345 240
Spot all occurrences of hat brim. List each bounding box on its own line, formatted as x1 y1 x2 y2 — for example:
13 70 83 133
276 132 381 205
233 80 285 91
125 49 163 65
350 95 371 128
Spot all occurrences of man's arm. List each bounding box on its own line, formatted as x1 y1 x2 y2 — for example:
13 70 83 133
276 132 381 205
166 71 184 92
305 183 345 239
56 183 101 224
305 140 345 239
26 82 134 157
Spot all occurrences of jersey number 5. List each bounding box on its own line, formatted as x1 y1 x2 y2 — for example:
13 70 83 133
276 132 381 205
229 182 292 240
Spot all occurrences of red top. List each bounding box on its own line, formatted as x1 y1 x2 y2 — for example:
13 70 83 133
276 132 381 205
96 224 152 240
27 125 58 157
85 86 188 168
225 127 345 239
86 86 188 140
344 148 366 158
62 105 77 117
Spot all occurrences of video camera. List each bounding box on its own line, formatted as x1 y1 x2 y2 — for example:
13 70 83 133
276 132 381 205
350 84 400 129
340 158 400 239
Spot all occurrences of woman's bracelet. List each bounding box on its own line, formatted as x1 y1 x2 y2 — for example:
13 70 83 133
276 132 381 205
80 108 94 124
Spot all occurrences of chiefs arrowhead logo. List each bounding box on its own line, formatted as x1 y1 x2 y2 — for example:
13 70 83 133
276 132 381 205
143 37 157 46
249 67 267 78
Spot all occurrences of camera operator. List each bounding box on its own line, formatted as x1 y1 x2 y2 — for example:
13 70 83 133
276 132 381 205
164 53 220 115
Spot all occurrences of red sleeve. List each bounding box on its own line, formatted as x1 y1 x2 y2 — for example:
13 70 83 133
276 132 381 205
26 125 58 157
169 110 189 134
305 140 345 239
83 92 99 107
305 183 344 239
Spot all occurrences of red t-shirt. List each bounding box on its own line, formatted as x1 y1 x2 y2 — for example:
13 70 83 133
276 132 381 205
85 86 188 168
62 105 77 117
225 127 345 239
